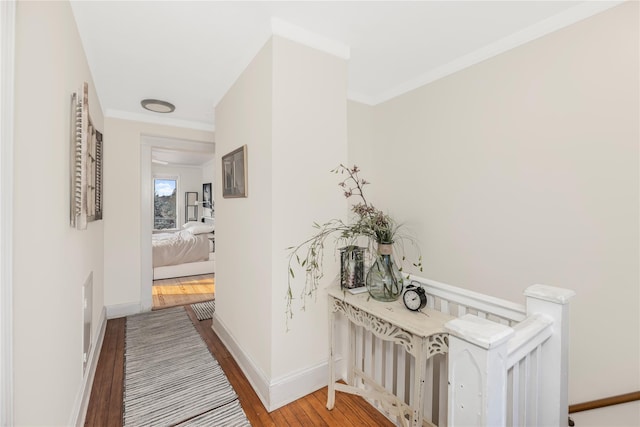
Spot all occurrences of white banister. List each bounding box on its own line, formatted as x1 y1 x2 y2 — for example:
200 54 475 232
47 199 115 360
506 313 553 368
409 275 527 324
523 284 575 427
445 314 514 426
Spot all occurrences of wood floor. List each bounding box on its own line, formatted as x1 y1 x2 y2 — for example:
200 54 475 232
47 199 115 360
152 273 214 310
85 303 395 426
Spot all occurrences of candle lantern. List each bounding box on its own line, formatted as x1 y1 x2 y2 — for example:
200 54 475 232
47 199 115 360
340 246 366 291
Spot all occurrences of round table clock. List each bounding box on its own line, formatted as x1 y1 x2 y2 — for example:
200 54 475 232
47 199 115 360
403 284 427 311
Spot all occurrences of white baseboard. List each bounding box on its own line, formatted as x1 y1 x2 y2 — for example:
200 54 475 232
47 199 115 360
69 306 107 427
211 313 344 412
269 356 344 411
106 301 142 319
210 314 271 408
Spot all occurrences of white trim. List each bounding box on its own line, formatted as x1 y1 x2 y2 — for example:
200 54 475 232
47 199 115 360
268 357 344 412
140 144 153 312
211 313 344 412
154 162 210 170
346 90 377 107
106 109 215 132
0 1 15 425
211 314 271 409
143 135 215 152
69 307 107 427
353 1 625 105
271 17 350 60
140 135 215 309
106 302 141 319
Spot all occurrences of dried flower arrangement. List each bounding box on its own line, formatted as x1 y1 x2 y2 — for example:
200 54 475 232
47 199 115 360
286 164 422 321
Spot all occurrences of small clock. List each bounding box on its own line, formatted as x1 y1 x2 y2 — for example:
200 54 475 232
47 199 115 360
403 284 427 311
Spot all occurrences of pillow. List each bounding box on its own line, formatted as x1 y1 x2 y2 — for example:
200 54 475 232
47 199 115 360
185 223 214 235
182 221 200 229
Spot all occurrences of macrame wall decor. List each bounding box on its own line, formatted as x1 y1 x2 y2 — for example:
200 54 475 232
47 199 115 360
70 82 103 230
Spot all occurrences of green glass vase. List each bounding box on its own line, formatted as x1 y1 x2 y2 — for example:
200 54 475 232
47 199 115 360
366 243 404 301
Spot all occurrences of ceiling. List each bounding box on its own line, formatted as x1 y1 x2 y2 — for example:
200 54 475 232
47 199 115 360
70 1 620 133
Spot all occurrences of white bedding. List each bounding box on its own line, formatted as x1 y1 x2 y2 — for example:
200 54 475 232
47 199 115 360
152 230 210 268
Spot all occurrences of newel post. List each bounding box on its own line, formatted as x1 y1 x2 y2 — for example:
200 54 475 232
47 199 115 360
445 314 514 426
524 284 576 427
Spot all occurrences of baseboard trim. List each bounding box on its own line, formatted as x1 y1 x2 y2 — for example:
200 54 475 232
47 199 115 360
269 356 344 411
69 306 107 427
211 314 271 409
210 313 344 412
106 302 142 319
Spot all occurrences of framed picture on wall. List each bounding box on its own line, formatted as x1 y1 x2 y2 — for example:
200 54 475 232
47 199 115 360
222 145 248 198
203 183 212 208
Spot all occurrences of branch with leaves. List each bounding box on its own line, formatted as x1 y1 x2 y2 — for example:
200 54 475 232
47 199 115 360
286 164 423 325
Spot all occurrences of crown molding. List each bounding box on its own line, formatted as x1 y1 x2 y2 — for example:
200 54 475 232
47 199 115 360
346 90 378 106
364 1 625 106
271 17 350 60
105 109 215 132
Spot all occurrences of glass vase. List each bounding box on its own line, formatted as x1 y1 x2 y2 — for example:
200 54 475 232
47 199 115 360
366 243 403 301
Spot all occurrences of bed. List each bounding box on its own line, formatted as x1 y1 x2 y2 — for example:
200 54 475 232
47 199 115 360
152 218 215 280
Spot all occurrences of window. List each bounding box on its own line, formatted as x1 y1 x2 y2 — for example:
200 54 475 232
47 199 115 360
154 178 178 230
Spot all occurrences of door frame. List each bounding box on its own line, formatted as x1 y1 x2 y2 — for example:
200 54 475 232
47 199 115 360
1 1 16 424
139 135 214 310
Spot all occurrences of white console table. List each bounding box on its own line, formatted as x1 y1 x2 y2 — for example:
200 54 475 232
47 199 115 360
326 285 454 427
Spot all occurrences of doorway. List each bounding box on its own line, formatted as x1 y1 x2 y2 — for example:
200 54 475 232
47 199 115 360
140 135 215 311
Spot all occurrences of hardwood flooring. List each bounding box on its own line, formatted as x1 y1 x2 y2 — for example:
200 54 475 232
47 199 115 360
152 274 214 310
85 304 395 427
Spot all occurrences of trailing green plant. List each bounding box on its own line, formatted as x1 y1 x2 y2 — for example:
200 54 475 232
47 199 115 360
286 164 422 322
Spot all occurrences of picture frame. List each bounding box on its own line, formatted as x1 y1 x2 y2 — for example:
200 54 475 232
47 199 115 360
222 145 247 198
202 183 212 208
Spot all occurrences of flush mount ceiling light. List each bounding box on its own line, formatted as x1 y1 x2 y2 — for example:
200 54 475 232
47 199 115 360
141 99 175 113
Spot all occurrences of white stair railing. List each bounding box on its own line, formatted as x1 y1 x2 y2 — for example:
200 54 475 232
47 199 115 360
415 276 527 326
522 285 576 427
445 284 575 426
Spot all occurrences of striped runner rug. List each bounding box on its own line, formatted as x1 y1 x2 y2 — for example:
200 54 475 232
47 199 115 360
123 307 251 426
191 299 215 321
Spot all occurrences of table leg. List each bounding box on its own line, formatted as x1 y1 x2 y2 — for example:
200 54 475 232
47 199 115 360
326 297 336 410
411 339 427 427
347 322 355 385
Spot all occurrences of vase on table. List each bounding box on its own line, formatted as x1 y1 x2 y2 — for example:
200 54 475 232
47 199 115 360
366 243 403 301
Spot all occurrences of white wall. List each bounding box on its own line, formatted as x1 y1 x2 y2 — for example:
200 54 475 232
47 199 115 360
348 2 638 422
13 2 104 424
347 101 376 196
103 118 213 311
215 35 347 409
270 36 347 379
214 37 274 385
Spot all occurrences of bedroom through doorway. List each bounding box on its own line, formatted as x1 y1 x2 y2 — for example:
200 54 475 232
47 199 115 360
141 135 215 312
